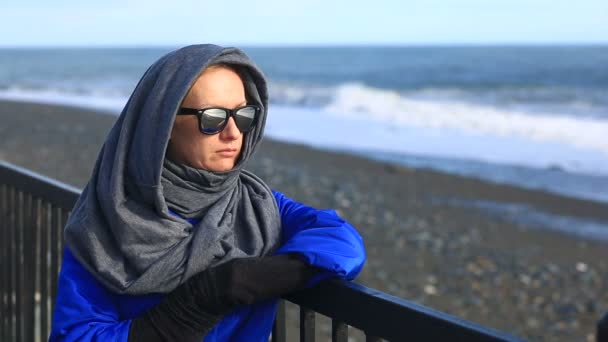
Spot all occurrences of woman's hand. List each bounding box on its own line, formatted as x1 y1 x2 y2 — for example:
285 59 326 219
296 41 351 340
190 254 318 313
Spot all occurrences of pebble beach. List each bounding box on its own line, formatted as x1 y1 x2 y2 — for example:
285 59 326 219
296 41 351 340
1 99 607 341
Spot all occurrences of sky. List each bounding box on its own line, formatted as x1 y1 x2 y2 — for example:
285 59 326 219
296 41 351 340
1 0 607 46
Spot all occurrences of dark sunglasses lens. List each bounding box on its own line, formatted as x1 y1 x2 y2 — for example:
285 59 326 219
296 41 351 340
201 109 227 134
234 106 257 132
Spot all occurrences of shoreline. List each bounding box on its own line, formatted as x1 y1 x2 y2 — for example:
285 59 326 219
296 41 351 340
1 99 607 341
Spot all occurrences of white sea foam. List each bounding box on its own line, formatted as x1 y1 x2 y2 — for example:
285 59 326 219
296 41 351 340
266 105 608 178
320 82 608 154
0 88 126 114
1 88 607 180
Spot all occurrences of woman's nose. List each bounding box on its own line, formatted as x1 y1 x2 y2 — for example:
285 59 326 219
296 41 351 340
220 116 241 140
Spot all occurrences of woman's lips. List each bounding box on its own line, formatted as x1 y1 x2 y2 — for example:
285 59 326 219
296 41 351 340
216 148 238 157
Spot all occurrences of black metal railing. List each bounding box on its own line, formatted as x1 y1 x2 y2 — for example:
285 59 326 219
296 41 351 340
1 162 78 342
0 160 536 341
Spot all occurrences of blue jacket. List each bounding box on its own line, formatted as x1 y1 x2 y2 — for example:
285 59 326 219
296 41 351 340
50 190 366 341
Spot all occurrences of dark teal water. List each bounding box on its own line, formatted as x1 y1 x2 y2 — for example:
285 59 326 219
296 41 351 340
0 46 607 118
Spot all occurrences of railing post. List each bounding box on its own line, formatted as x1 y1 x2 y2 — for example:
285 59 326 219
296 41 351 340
331 319 348 342
16 190 24 342
6 186 16 342
0 184 7 341
598 311 608 342
40 202 51 340
22 193 36 342
50 205 61 312
300 307 315 342
272 300 286 342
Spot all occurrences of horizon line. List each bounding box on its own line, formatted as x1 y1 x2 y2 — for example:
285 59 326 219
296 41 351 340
1 41 608 49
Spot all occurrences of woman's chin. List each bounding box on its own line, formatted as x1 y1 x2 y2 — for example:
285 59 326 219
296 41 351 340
204 160 236 172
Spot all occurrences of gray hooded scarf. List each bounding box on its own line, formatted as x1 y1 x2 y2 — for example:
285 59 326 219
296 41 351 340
64 44 282 295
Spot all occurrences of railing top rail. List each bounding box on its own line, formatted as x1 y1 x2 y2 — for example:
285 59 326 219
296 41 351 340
0 160 80 207
286 279 525 342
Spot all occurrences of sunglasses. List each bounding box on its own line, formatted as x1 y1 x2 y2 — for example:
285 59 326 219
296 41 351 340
177 105 260 135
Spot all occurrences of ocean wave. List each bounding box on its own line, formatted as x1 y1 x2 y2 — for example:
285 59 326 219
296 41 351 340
316 83 608 154
0 88 127 113
3 82 608 155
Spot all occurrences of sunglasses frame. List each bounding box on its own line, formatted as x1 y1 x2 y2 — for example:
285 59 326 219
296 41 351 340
177 105 260 135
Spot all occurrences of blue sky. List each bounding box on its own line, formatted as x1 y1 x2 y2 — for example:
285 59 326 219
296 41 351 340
2 0 607 46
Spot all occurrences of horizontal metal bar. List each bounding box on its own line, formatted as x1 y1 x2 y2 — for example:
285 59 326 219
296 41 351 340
365 335 381 342
285 279 525 342
0 161 80 209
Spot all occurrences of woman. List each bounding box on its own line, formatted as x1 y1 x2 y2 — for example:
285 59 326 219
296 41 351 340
50 44 366 341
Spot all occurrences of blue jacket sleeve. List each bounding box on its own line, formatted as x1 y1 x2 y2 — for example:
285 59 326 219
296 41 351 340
272 190 366 285
49 248 132 341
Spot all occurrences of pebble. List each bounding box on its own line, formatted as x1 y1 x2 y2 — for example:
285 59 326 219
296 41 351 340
375 270 388 281
527 317 540 328
519 274 532 286
576 262 588 272
424 284 438 296
467 262 483 276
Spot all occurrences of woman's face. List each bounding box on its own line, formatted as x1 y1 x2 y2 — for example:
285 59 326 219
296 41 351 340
167 65 246 172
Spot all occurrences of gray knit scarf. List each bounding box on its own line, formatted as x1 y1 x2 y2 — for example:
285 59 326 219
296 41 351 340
64 44 282 295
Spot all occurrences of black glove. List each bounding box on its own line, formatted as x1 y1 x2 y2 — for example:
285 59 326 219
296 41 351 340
128 253 318 342
204 253 319 309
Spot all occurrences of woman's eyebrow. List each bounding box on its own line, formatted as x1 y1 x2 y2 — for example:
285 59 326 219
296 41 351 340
195 101 248 108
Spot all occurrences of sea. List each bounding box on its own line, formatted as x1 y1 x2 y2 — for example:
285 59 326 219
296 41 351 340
0 46 607 212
